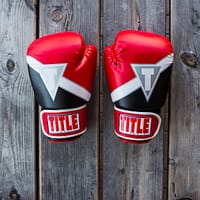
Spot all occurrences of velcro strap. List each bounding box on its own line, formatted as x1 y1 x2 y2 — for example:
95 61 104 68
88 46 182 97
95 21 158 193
114 106 161 142
40 105 87 139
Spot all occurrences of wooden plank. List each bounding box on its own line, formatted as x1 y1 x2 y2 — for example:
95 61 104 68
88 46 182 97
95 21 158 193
0 0 36 199
39 0 99 199
169 1 200 199
103 0 167 199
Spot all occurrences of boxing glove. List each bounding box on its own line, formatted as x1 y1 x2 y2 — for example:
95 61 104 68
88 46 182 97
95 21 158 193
104 30 173 144
26 32 97 141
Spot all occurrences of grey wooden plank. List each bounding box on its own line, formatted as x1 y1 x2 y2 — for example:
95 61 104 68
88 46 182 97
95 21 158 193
0 0 36 199
169 1 200 199
103 0 167 199
39 1 99 199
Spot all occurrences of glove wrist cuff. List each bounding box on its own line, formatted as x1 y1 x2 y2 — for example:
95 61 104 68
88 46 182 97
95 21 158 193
114 106 161 142
40 105 87 140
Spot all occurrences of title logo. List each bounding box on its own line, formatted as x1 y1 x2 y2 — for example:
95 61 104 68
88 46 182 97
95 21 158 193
131 64 161 101
27 56 91 102
47 113 80 134
119 114 152 136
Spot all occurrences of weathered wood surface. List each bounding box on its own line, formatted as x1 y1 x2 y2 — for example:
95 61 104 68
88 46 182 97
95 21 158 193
39 0 99 199
103 0 167 199
0 0 199 199
169 0 200 199
0 0 36 199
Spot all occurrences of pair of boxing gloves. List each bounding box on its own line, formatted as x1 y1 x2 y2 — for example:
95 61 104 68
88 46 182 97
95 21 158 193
26 30 173 144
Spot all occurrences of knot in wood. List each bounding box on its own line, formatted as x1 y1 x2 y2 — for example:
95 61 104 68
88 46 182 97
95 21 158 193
6 59 15 73
118 168 125 174
51 8 63 22
180 51 199 68
9 187 20 200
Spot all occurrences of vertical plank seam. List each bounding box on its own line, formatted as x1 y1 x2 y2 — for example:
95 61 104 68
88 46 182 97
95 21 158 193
165 0 171 200
35 1 40 199
97 0 104 199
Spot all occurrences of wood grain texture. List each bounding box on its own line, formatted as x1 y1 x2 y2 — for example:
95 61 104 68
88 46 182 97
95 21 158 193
103 0 167 199
0 0 36 199
169 1 200 199
39 0 99 199
1 1 199 199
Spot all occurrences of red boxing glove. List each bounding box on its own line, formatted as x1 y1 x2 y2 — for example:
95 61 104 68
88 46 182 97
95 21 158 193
26 32 97 142
104 30 173 144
